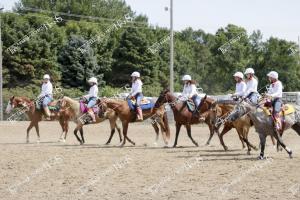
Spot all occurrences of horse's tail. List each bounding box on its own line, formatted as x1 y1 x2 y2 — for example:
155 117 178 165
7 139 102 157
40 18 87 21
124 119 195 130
292 123 300 136
163 112 170 139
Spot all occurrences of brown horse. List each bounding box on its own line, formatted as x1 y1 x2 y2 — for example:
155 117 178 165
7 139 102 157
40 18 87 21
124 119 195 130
60 96 122 145
154 89 218 147
99 98 170 147
5 96 67 143
202 101 276 154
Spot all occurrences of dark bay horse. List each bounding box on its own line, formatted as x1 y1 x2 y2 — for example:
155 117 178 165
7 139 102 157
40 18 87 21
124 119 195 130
100 98 170 147
154 89 217 147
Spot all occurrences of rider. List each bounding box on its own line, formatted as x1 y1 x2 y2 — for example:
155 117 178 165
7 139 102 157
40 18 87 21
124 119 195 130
38 74 53 120
244 68 259 104
128 71 143 121
232 72 246 100
83 77 98 122
266 71 283 132
181 75 201 109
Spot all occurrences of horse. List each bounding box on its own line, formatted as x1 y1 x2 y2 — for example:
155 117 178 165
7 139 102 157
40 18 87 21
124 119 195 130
226 99 300 159
99 97 170 147
60 96 122 145
5 96 68 143
154 88 218 147
204 103 258 154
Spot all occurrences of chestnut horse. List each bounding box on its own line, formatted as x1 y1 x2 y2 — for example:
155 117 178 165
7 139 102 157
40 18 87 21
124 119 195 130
154 89 218 147
99 98 170 146
59 96 122 145
5 96 67 143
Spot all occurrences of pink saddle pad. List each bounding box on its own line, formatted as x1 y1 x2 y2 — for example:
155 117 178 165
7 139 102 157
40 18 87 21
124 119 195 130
80 101 99 114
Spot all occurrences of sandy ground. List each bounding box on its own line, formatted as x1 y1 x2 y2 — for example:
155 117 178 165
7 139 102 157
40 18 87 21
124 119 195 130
0 120 300 200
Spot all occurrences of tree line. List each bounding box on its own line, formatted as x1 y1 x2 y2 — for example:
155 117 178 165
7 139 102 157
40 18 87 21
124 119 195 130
2 0 300 102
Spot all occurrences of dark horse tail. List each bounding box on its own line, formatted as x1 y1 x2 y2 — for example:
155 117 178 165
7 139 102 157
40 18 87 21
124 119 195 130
163 112 170 139
292 123 300 136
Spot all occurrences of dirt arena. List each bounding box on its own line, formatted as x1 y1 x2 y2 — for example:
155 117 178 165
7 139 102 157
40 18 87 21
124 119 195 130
0 120 300 200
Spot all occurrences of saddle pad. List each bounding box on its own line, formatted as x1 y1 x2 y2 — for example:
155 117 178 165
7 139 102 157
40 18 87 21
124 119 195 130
261 104 295 116
127 99 154 110
79 101 99 114
130 98 151 105
186 100 195 112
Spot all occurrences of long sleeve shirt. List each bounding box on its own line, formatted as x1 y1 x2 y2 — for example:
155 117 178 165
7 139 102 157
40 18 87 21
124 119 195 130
84 85 98 99
234 81 246 97
267 81 283 98
39 81 53 98
182 83 198 99
130 79 143 96
245 78 258 96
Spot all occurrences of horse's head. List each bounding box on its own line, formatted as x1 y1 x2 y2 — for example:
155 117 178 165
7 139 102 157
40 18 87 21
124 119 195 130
5 96 31 114
155 88 172 108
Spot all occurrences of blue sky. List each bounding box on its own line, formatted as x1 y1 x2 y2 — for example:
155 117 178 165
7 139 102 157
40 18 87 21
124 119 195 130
2 0 300 42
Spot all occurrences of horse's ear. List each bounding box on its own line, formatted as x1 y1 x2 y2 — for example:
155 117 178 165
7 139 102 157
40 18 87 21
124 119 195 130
11 96 15 100
204 95 207 100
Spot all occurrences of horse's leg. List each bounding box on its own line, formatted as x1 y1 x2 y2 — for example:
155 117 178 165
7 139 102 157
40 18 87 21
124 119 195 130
64 121 69 141
34 123 40 143
79 128 85 144
219 124 233 151
158 121 168 146
238 134 246 149
73 127 83 145
26 121 34 143
273 131 292 158
173 122 182 148
116 123 122 143
121 121 135 146
151 122 159 146
105 118 117 145
58 118 65 142
205 123 215 145
186 124 198 147
258 133 267 160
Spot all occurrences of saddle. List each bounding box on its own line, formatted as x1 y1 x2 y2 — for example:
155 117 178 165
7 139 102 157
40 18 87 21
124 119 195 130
127 98 154 110
36 99 60 111
261 104 295 116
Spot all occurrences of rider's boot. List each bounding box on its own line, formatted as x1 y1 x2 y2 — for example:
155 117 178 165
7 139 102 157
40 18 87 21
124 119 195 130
88 108 96 122
136 107 143 121
273 113 282 132
43 106 52 120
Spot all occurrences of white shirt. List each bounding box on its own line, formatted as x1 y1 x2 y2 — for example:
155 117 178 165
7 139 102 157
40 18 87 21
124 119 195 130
84 84 98 99
245 78 258 96
182 83 198 99
130 79 143 96
234 81 246 97
267 81 283 98
39 81 53 97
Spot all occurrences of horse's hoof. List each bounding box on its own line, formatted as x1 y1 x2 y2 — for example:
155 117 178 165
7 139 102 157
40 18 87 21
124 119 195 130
224 146 229 151
289 151 293 159
194 143 199 147
173 145 177 148
247 151 251 155
205 143 209 146
257 155 265 160
26 140 29 144
253 146 258 151
105 142 110 145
